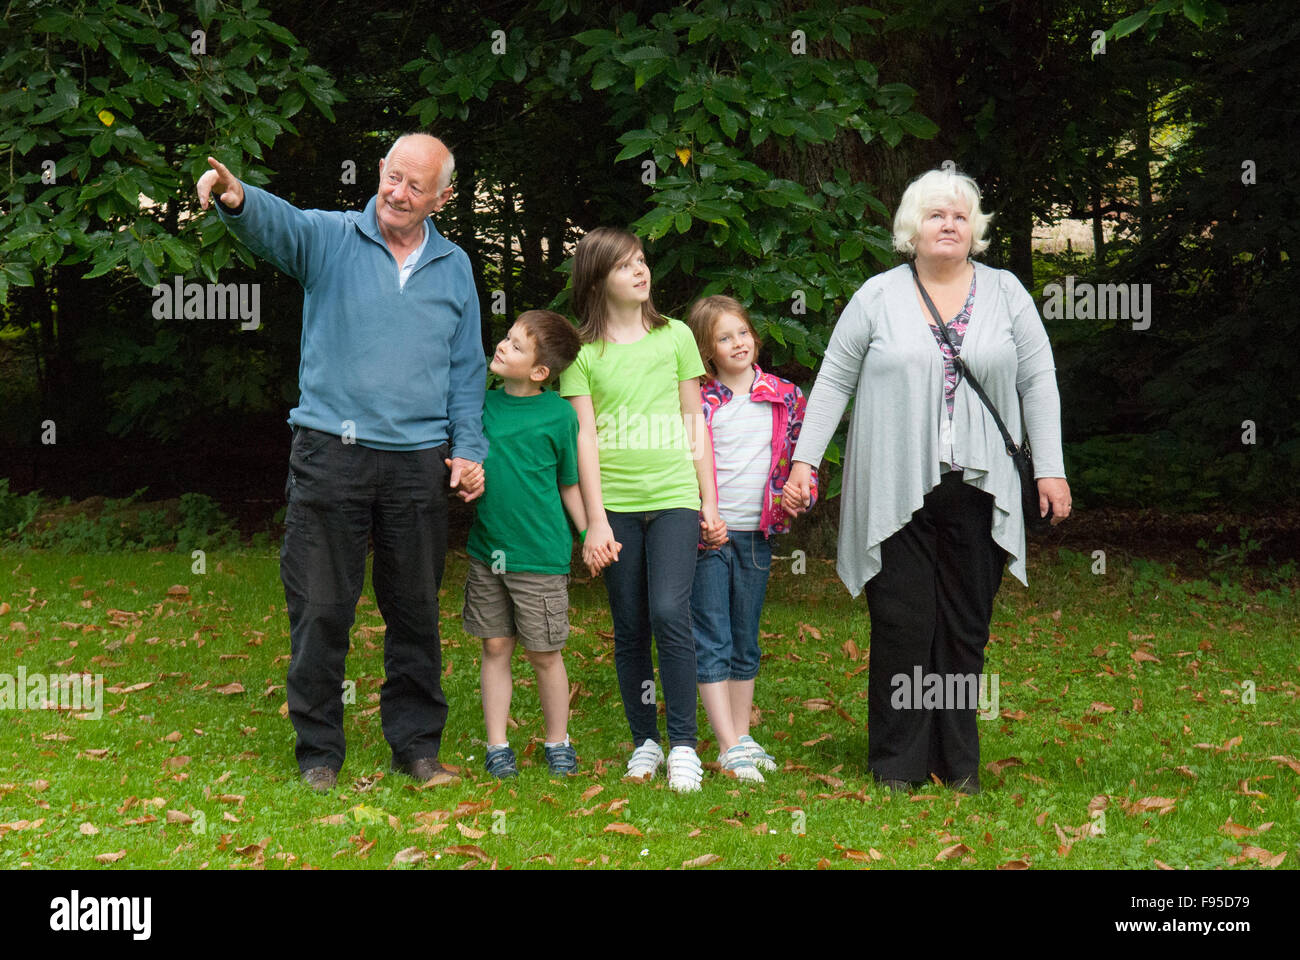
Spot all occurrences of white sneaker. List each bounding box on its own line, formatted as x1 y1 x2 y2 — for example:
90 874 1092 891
626 739 665 780
720 744 765 783
667 745 704 792
738 735 777 772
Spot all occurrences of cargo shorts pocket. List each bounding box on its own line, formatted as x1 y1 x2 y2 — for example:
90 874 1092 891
543 592 570 648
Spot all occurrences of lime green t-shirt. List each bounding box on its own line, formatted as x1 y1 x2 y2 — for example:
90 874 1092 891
466 389 579 574
558 318 706 512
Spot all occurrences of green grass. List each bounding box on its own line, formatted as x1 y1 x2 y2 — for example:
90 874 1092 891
1 545 1297 870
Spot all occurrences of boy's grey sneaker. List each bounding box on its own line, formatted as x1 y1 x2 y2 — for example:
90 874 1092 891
484 745 518 779
544 742 579 776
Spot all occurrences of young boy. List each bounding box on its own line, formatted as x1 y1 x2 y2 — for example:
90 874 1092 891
464 309 588 778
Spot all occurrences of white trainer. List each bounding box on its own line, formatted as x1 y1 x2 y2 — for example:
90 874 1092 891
738 735 777 772
720 744 765 783
667 745 704 792
626 739 665 780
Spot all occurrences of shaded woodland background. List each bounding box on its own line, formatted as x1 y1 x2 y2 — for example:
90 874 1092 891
1 0 1296 557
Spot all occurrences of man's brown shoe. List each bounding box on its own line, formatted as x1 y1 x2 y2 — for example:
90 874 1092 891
392 756 457 785
302 766 338 792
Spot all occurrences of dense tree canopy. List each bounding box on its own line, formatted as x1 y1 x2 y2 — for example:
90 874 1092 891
1 0 1293 512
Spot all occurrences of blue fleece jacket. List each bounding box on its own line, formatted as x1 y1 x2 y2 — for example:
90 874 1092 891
216 183 487 458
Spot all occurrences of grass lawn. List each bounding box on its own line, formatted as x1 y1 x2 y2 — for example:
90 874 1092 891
1 545 1296 870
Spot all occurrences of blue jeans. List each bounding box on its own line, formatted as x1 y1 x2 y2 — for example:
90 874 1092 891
690 530 772 684
602 509 700 749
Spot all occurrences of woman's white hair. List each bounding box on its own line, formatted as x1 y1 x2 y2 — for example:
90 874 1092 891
892 168 993 257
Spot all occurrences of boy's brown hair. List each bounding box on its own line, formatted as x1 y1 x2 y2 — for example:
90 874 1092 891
570 227 666 344
515 309 582 382
686 295 762 377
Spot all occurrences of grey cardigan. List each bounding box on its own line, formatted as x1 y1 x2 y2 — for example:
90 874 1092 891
793 261 1065 594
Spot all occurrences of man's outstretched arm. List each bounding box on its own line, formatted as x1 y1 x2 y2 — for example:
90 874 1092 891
196 156 332 286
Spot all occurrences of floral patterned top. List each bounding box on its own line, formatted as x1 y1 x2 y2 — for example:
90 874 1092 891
927 270 976 415
926 271 976 470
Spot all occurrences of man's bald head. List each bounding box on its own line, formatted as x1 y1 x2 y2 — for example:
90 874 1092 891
384 134 454 191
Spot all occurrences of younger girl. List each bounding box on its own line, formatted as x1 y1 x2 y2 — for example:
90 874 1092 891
688 295 818 782
559 228 726 793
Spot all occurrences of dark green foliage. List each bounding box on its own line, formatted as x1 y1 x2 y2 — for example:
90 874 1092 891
0 0 1294 511
1 483 238 553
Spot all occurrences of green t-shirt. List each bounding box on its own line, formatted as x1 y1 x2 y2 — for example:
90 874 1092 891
558 318 705 512
467 389 580 575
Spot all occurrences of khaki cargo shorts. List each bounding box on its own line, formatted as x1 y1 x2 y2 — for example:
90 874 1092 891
462 556 570 651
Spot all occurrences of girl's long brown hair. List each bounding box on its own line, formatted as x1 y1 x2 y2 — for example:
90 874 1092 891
571 227 666 344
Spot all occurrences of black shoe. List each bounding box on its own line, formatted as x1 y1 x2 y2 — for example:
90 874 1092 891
946 776 981 795
392 756 457 784
877 778 913 792
302 766 338 792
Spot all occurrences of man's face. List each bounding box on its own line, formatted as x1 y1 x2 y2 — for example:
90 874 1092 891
376 138 452 237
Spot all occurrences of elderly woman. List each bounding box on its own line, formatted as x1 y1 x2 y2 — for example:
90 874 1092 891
783 169 1070 794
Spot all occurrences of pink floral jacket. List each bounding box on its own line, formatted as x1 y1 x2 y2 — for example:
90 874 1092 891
700 364 819 539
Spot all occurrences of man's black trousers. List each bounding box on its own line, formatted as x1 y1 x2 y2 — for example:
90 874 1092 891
280 426 451 773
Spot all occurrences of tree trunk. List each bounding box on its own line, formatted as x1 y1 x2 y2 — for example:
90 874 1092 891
1091 160 1105 270
1134 80 1154 245
453 154 491 354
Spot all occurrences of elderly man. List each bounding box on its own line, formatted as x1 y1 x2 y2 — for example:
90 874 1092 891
197 133 487 791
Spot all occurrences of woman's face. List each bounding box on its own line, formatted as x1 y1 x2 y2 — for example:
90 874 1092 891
915 202 972 264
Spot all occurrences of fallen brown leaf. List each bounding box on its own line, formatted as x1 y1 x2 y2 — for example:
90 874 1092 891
986 757 1024 776
391 846 427 866
682 853 722 869
444 844 489 862
603 822 643 837
935 843 971 861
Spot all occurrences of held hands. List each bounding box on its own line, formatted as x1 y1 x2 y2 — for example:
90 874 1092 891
1037 477 1071 526
582 520 622 577
782 462 815 518
700 506 728 548
196 156 245 211
446 458 484 502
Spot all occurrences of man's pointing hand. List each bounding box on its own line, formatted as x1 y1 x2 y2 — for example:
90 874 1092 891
197 156 245 211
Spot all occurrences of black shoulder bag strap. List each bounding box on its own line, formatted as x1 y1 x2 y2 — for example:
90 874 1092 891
908 261 1021 460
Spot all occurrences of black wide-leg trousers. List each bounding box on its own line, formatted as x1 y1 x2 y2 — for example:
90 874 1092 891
864 471 1006 784
280 426 451 774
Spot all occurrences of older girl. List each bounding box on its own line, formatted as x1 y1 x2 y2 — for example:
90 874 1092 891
559 228 726 792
